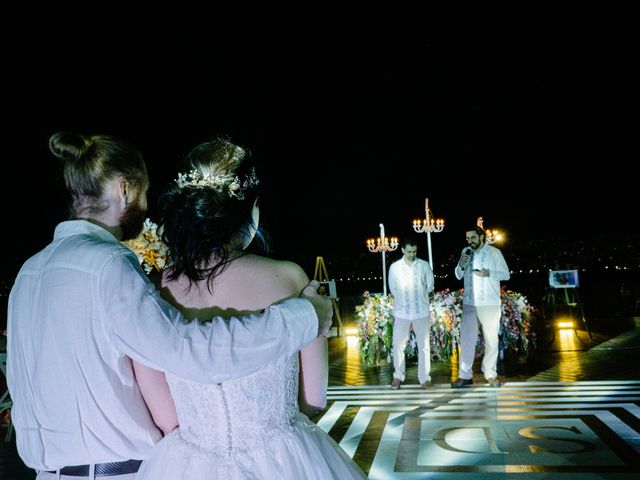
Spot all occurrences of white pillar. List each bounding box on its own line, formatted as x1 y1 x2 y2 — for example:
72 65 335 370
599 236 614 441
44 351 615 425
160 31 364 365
380 223 388 296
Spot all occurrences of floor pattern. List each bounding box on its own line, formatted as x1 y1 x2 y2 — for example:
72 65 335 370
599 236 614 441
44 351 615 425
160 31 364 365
317 381 640 479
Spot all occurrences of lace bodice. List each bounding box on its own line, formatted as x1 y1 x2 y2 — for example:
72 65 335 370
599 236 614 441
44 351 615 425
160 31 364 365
166 354 300 456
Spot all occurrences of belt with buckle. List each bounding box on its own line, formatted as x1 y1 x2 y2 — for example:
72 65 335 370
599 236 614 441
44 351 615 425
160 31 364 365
46 459 142 477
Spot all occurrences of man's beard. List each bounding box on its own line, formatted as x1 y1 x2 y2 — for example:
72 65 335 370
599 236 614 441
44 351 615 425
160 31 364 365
470 239 484 250
120 203 147 241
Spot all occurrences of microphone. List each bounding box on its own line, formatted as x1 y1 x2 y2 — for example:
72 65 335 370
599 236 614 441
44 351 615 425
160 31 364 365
460 247 473 269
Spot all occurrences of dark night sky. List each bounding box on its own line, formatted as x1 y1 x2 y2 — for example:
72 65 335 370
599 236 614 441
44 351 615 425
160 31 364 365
2 25 636 279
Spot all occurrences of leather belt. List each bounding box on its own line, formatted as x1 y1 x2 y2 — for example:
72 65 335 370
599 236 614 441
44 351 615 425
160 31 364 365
46 459 142 477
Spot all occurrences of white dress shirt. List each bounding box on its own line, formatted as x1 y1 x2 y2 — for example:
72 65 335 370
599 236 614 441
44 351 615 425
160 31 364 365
388 258 434 320
454 243 510 306
7 220 317 471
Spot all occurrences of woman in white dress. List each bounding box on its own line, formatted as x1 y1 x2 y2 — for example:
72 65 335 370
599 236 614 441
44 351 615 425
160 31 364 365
133 136 366 479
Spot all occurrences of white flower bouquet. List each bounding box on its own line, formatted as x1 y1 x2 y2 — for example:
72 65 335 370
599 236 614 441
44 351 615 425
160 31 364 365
122 218 169 274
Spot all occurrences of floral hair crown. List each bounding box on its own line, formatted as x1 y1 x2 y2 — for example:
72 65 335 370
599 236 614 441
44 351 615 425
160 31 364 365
175 167 259 200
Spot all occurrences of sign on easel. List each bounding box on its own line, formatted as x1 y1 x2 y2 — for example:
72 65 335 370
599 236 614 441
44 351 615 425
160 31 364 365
549 269 579 288
313 256 343 335
545 268 591 341
318 280 337 298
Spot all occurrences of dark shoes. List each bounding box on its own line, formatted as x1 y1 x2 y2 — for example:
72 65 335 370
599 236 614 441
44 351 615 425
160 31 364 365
391 379 434 389
487 377 501 388
451 377 473 388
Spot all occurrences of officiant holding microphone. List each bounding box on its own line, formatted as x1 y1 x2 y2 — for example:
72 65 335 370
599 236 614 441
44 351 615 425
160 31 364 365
452 226 510 389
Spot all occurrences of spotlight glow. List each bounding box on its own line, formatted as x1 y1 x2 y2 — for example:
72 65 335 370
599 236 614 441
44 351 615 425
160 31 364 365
557 320 574 329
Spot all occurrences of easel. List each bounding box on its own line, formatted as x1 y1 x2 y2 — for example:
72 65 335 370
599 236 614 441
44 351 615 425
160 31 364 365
313 256 343 336
543 270 592 342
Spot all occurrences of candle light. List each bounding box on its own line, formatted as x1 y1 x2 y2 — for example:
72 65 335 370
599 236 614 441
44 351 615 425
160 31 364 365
412 197 445 274
365 223 398 296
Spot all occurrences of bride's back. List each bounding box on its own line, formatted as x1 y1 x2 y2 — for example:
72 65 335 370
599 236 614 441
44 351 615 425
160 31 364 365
165 349 300 455
159 253 308 451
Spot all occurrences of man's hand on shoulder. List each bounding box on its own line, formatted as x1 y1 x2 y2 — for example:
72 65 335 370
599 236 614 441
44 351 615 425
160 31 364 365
300 280 333 338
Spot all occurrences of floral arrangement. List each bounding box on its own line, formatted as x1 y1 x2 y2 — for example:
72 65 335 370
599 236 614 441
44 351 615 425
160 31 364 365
355 288 537 366
122 218 169 274
497 289 536 354
355 292 395 366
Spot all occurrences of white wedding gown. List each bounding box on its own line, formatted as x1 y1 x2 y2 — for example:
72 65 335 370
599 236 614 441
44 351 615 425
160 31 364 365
136 354 366 479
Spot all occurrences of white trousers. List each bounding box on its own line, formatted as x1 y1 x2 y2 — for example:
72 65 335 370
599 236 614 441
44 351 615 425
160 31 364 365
392 316 431 384
458 304 501 380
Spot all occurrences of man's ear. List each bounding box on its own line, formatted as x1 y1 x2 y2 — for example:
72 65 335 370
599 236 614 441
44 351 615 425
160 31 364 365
113 177 133 211
119 178 131 204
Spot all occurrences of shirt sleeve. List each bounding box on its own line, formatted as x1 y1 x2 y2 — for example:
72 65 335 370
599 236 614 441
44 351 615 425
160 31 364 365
490 248 510 281
454 250 466 280
424 261 435 293
388 263 397 297
100 251 318 384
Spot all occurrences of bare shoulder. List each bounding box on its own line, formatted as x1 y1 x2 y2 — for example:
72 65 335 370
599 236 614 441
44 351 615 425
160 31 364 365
239 254 309 296
157 254 311 312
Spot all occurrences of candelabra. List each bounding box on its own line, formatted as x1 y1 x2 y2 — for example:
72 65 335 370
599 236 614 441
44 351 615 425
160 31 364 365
412 198 445 273
366 223 398 296
477 217 503 244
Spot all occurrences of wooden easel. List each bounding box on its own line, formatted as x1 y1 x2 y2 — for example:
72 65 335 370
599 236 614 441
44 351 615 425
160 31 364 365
543 276 592 343
313 256 343 336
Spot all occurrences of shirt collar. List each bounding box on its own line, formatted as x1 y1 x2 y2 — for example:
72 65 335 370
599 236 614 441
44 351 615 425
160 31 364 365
54 219 119 244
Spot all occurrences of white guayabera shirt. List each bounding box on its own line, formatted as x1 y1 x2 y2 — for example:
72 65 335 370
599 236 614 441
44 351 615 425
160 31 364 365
388 258 435 320
454 244 510 306
7 220 317 471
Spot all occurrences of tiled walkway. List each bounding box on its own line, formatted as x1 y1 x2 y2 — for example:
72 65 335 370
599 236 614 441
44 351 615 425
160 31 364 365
2 322 640 479
319 381 640 478
313 323 640 479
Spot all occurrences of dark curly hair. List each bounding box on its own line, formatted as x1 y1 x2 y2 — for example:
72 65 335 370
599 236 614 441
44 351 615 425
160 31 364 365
159 135 264 290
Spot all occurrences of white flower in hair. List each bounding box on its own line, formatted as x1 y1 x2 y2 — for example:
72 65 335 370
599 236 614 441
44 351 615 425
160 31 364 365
175 167 259 200
175 170 226 189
